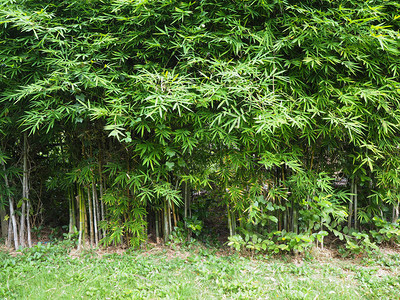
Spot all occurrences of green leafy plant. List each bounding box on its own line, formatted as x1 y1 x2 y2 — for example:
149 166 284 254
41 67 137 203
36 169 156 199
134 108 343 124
31 225 44 240
340 232 379 257
370 217 400 244
228 230 314 255
185 216 203 237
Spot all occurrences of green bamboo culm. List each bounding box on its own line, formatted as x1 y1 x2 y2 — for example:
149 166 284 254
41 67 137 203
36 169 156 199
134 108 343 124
77 187 86 250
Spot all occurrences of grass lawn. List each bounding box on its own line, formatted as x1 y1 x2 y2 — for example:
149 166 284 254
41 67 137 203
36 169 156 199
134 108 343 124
1 244 400 299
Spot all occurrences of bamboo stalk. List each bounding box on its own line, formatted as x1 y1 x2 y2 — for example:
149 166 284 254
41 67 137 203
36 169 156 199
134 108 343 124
293 208 298 234
99 138 106 239
163 200 169 242
232 210 236 236
188 186 191 218
19 132 29 248
320 222 324 249
283 209 287 232
348 178 354 229
0 206 7 239
77 187 85 251
19 201 26 248
26 200 32 248
184 182 188 220
87 186 94 246
168 202 172 235
92 181 99 246
99 182 105 239
6 219 12 248
98 164 106 239
172 201 177 228
95 186 101 240
354 182 358 230
227 203 233 237
392 203 399 223
155 211 160 243
69 188 76 234
2 160 19 249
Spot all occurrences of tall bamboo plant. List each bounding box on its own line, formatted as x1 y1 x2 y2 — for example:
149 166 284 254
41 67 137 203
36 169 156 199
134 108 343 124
1 0 400 249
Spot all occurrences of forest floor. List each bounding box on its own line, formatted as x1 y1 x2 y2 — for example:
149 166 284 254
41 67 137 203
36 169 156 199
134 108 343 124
1 242 400 299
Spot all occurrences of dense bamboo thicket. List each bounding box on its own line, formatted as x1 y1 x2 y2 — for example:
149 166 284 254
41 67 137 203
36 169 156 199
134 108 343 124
1 0 400 253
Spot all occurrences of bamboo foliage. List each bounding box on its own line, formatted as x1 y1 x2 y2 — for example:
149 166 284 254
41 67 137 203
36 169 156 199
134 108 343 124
0 0 400 249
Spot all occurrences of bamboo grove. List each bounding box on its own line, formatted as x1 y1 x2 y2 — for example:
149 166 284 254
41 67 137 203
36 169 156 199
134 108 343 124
1 0 400 253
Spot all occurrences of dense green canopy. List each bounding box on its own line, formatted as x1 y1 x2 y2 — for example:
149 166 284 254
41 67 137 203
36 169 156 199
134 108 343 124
1 0 400 252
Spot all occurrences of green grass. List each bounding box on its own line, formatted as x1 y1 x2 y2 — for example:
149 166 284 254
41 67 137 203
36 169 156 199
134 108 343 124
1 244 400 299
